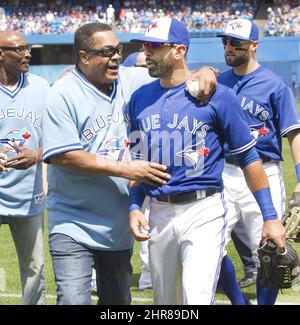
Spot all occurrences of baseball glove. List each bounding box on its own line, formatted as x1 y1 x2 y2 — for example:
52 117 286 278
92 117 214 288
257 239 300 289
282 192 300 243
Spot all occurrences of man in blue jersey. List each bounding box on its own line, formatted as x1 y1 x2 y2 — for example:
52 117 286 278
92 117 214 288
42 22 217 305
0 31 50 304
216 18 300 305
127 17 285 305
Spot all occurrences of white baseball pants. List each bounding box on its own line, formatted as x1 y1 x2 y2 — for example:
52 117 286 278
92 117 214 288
223 161 285 259
148 192 227 305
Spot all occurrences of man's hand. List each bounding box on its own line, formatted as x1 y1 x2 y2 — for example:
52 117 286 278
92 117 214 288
0 149 9 172
262 219 286 248
120 160 171 186
5 143 38 170
186 66 217 103
129 210 151 241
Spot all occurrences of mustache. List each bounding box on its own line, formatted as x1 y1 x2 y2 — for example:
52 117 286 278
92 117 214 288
232 48 248 52
146 58 156 64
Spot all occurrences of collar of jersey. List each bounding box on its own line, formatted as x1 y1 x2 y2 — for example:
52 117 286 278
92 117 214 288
0 73 25 99
158 81 186 94
73 67 116 103
232 65 264 80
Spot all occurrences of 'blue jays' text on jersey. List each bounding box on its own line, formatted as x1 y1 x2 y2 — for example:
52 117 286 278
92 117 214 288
42 66 153 250
127 81 256 197
0 73 49 217
218 65 300 160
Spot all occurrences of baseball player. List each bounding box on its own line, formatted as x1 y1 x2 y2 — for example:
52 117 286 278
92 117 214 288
127 17 285 305
0 31 50 304
216 18 300 305
42 22 217 305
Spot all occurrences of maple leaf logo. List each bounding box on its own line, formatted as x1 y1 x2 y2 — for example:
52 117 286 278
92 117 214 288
147 22 158 32
258 127 269 136
123 139 130 148
22 132 32 140
250 123 269 142
197 146 210 157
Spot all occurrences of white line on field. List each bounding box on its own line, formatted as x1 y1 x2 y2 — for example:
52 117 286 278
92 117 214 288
0 293 299 305
0 293 152 303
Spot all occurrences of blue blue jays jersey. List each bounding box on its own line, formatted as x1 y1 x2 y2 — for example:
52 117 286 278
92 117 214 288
0 73 50 217
42 66 152 250
127 81 256 197
218 65 300 160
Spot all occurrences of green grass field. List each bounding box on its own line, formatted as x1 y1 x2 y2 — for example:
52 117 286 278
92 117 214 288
0 105 300 305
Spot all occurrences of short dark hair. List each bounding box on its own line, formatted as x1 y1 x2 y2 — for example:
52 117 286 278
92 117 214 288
74 23 112 63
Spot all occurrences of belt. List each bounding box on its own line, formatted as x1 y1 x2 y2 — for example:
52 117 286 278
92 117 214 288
156 188 219 204
225 156 272 166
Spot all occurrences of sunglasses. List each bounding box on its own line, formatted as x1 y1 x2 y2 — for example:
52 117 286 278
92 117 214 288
0 44 31 56
142 42 174 49
221 38 252 47
87 44 123 58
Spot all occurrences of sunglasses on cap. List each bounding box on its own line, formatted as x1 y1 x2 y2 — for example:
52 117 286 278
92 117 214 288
221 38 252 47
0 44 31 56
142 42 174 49
86 44 123 58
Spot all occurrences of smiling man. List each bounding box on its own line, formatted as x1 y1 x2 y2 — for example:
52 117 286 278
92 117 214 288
42 22 219 305
0 31 50 304
42 23 171 306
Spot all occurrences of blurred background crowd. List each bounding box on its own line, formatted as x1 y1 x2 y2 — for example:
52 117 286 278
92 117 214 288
0 0 298 37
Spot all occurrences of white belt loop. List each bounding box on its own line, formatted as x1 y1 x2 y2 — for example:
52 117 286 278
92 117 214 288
196 190 205 200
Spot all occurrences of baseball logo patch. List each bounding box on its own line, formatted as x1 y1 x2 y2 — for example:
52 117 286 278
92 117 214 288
97 136 129 161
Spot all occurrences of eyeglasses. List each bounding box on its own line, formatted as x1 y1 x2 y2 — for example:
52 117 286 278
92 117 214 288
87 44 123 58
0 44 31 56
221 38 252 47
142 42 174 49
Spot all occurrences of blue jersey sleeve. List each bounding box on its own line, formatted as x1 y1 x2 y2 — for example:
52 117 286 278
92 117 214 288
212 86 256 155
42 84 83 163
274 86 300 136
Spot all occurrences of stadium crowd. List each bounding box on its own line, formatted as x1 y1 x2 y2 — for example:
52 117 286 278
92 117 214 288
264 0 300 37
0 0 257 37
0 1 299 37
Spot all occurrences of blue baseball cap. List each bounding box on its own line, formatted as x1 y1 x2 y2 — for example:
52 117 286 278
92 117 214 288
217 18 259 41
131 17 190 48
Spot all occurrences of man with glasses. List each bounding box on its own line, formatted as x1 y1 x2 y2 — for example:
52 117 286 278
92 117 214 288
127 17 285 305
216 18 300 305
0 31 50 304
42 22 217 305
